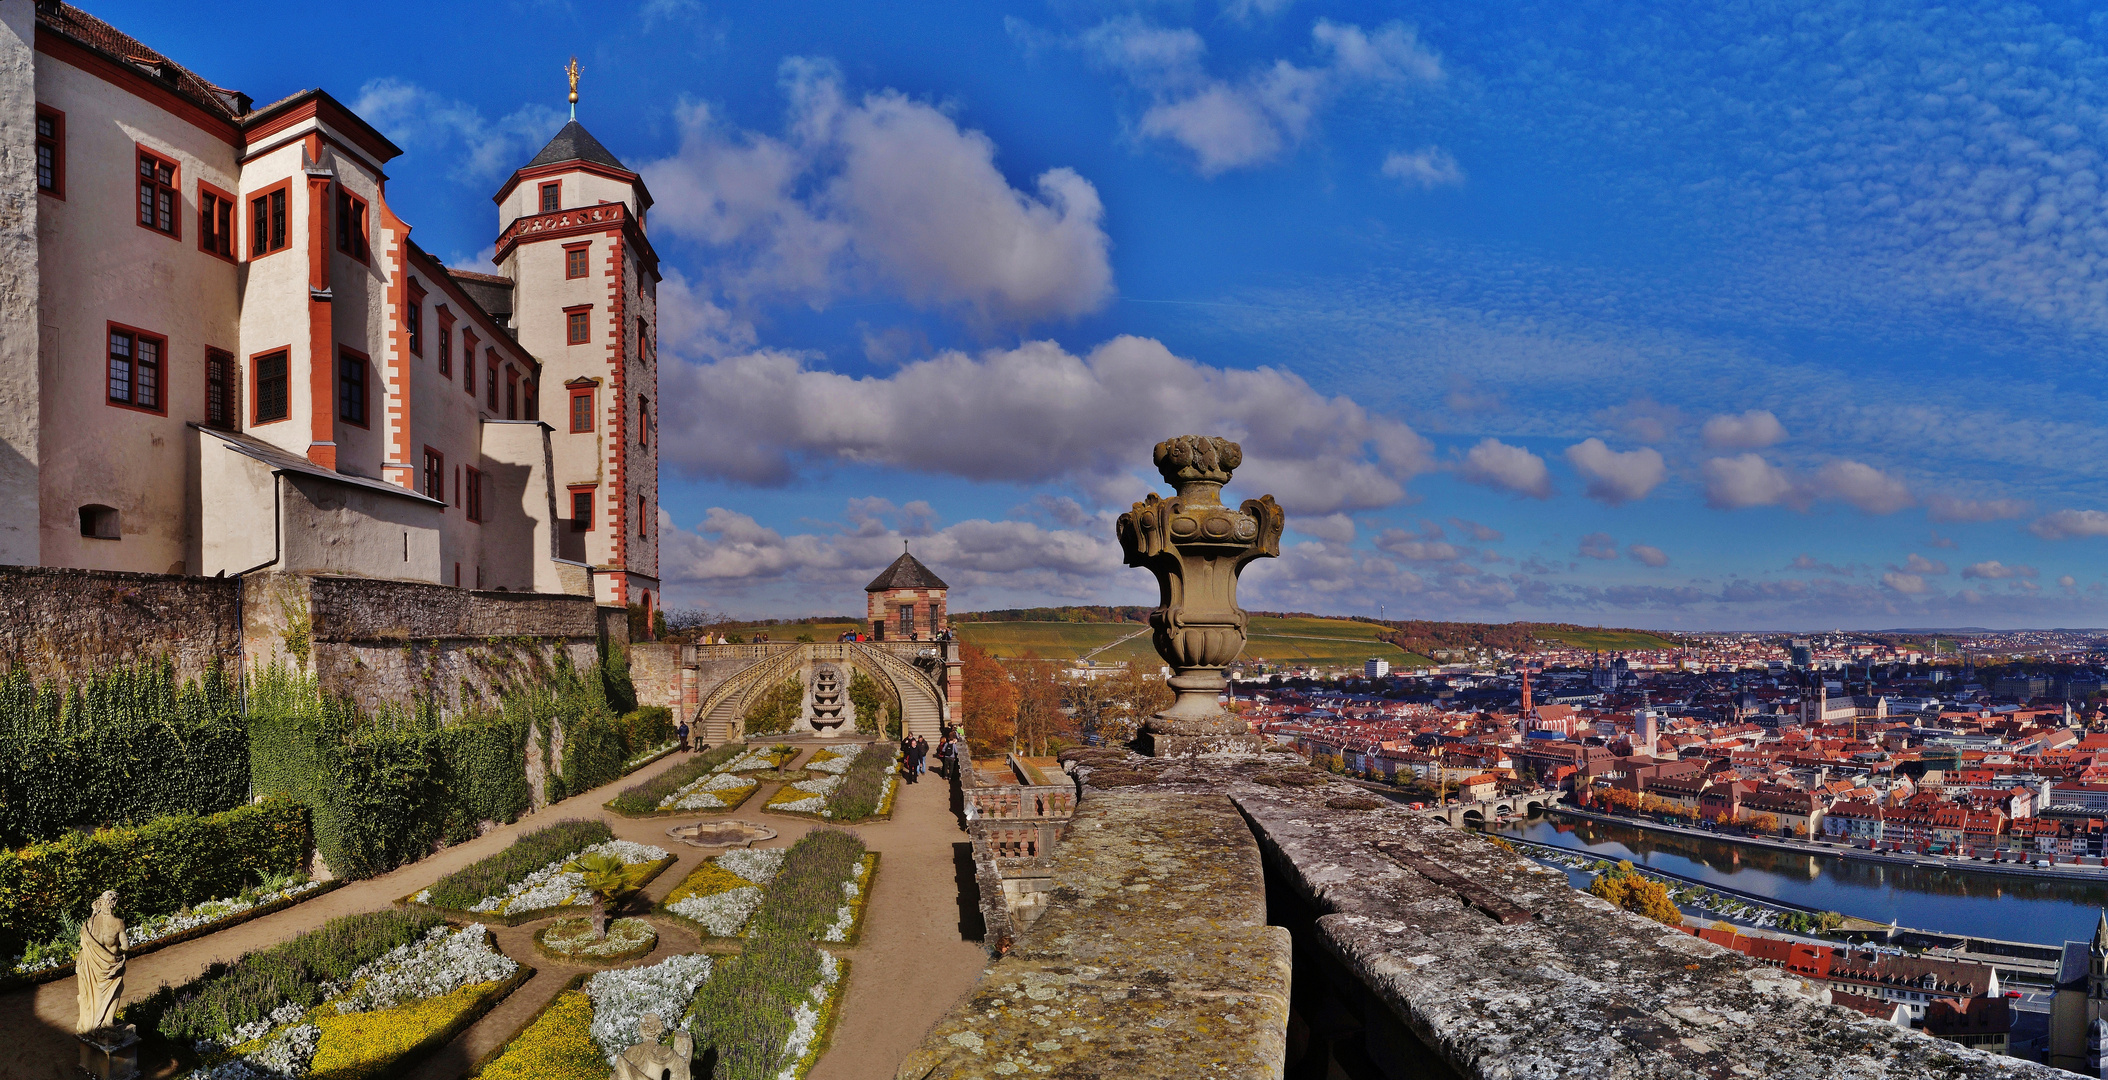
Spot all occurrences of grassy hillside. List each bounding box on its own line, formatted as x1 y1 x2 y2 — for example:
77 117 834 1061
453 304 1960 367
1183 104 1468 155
957 616 1434 669
1533 628 1681 651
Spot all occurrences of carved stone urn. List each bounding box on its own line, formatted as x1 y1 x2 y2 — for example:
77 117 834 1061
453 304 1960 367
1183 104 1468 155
1116 435 1284 755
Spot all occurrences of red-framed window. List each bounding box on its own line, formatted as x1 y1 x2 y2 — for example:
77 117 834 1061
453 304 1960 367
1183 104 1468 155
569 386 594 433
107 324 166 413
423 447 444 503
639 495 649 537
249 181 290 257
198 182 236 260
465 466 485 522
334 186 369 261
523 380 537 422
564 241 590 279
337 347 369 426
405 280 426 357
486 355 499 411
565 305 591 345
252 348 289 423
570 486 594 531
638 394 650 447
204 348 236 430
539 181 561 213
35 106 64 199
503 368 518 420
638 317 651 363
461 332 478 395
137 148 179 238
436 318 453 378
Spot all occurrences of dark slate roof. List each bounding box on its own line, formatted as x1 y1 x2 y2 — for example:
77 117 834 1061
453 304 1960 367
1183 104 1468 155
865 551 947 592
527 120 628 171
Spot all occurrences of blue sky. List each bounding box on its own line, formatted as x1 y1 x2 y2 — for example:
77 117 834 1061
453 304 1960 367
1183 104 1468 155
107 0 2108 629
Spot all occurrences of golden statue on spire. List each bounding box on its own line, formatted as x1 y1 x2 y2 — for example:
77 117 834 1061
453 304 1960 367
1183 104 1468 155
565 56 580 120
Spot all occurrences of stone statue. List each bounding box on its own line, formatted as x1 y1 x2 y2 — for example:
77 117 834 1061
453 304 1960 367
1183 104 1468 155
611 1012 692 1080
1116 435 1283 756
76 890 127 1034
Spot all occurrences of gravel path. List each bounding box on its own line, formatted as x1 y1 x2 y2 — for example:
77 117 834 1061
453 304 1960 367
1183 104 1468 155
0 737 991 1080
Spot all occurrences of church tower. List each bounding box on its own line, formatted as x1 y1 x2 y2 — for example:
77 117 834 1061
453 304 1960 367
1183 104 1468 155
490 71 660 618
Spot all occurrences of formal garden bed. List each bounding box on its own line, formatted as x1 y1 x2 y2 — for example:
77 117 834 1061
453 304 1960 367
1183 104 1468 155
6 874 343 988
127 909 529 1080
764 742 899 823
605 743 801 817
478 929 850 1080
475 955 715 1080
533 917 658 965
405 820 673 926
657 830 875 945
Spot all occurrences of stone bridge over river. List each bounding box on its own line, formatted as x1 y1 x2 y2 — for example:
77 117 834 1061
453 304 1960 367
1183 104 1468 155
1427 791 1557 827
629 639 960 743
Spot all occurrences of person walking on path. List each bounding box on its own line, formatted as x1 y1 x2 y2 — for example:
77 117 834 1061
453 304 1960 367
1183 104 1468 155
913 735 930 778
901 734 918 784
676 719 690 753
937 735 957 780
907 737 928 784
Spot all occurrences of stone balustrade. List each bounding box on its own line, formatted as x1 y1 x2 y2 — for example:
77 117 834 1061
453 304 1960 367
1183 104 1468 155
900 746 2070 1080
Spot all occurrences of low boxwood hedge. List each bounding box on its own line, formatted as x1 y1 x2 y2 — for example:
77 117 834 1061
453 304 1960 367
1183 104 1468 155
0 794 310 961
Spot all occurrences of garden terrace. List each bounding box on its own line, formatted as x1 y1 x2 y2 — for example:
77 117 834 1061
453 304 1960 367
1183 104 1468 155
899 748 2072 1080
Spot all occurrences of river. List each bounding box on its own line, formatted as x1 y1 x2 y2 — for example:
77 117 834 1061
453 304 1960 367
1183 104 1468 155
1487 812 2108 947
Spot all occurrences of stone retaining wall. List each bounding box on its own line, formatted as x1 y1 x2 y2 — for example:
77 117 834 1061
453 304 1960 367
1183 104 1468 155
902 747 2071 1080
0 565 237 682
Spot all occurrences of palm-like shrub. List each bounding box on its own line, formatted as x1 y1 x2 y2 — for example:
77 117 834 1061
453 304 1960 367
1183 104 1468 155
564 851 656 937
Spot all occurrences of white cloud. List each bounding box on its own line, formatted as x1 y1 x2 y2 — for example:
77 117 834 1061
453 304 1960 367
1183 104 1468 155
1894 553 1948 576
1812 460 1914 515
1880 572 1928 595
1926 495 2033 523
1961 560 2036 580
657 266 757 360
1221 0 1294 21
640 61 1112 326
1700 410 1788 450
1084 18 1443 175
2031 510 2108 541
1291 513 1356 544
1455 439 1552 499
1700 454 1798 510
1381 147 1465 188
660 334 1433 512
1448 517 1503 542
1562 438 1665 505
1577 533 1619 560
350 79 565 184
1373 529 1464 563
1627 544 1668 567
2060 575 2079 589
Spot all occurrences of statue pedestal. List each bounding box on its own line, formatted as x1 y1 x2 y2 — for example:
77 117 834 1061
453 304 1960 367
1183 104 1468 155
1137 715 1267 758
77 1025 138 1080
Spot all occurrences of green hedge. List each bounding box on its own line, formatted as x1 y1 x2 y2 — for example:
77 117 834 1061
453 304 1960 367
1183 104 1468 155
0 795 310 960
848 670 898 740
0 661 248 848
249 660 662 880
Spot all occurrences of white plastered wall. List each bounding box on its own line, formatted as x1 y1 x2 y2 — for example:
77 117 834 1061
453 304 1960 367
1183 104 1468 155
235 139 314 460
278 472 439 581
33 53 239 574
0 0 39 565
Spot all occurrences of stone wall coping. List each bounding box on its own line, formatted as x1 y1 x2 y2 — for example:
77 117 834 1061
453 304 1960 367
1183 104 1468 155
920 747 2069 1080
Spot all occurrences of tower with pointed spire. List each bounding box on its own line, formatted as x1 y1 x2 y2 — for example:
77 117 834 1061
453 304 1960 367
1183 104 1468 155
865 545 948 642
489 71 661 621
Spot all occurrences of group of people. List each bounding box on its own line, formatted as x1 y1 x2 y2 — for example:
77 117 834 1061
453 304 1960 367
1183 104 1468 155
898 731 961 783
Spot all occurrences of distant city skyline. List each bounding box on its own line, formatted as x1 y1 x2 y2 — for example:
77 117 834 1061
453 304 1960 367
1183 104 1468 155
104 0 2108 629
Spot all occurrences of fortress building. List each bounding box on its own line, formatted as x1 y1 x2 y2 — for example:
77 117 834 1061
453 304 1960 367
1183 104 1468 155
0 2 659 613
866 548 948 642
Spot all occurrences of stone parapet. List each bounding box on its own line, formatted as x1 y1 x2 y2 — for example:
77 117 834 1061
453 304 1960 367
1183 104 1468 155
899 788 1292 1080
907 747 2071 1079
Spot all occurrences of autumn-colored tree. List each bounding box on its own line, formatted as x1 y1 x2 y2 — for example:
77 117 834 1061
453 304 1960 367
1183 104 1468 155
1743 812 1779 834
1588 861 1682 927
1008 652 1071 756
960 643 1017 758
1072 663 1173 747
